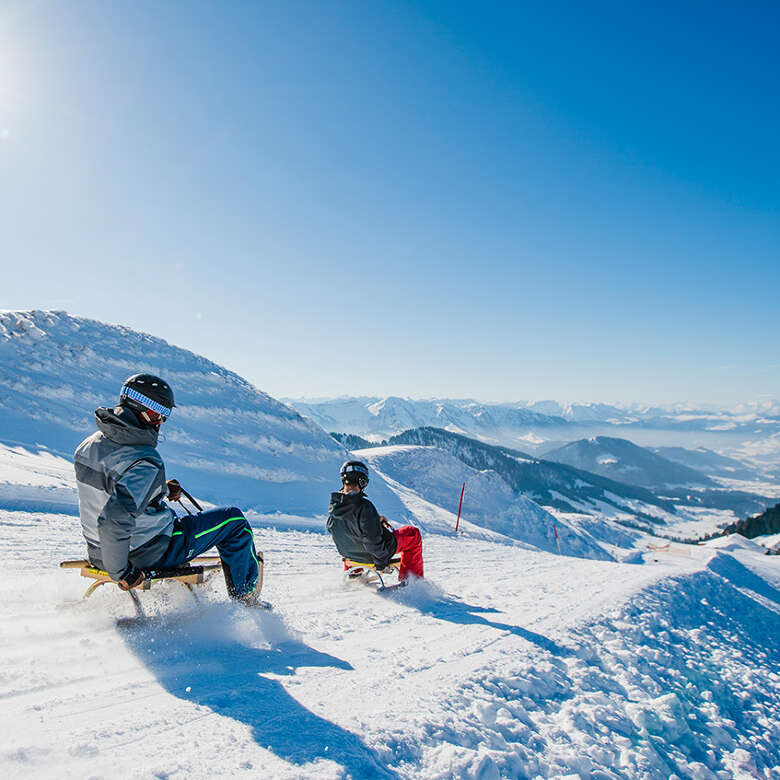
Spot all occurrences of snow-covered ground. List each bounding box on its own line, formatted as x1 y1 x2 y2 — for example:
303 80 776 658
1 508 778 780
0 442 77 512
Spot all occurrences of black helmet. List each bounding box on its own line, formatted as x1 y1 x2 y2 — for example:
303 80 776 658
340 460 369 490
119 374 175 418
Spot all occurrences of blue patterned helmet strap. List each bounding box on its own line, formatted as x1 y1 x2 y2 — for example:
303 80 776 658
120 386 173 417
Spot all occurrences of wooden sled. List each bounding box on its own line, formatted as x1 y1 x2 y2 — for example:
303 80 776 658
646 542 694 558
59 556 226 614
343 556 402 590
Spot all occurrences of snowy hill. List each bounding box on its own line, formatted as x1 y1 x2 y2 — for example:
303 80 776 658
355 444 612 560
717 502 780 540
383 427 679 522
654 445 760 481
0 311 408 520
543 436 716 489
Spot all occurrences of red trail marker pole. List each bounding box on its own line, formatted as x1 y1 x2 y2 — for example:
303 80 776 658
455 482 466 534
553 523 562 555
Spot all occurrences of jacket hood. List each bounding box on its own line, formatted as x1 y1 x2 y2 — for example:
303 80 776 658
95 405 159 447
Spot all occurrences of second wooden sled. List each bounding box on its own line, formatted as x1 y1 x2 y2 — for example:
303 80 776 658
342 556 402 590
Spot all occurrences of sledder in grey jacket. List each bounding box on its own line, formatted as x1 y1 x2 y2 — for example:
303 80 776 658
74 405 174 580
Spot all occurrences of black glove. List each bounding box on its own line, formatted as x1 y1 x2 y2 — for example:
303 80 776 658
117 565 145 591
373 559 390 573
166 479 183 502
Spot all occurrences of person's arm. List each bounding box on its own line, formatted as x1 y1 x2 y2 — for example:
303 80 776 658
98 459 165 581
359 500 393 569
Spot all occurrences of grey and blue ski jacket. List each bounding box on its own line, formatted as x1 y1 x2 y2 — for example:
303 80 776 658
74 406 174 580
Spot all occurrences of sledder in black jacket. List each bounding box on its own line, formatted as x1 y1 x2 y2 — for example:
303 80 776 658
327 460 424 580
327 490 397 569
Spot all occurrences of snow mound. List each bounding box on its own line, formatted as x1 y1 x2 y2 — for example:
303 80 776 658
0 443 77 512
0 311 407 520
700 533 767 554
496 495 613 561
356 444 612 560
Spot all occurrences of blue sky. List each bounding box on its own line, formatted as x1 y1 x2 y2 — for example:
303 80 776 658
1 0 778 405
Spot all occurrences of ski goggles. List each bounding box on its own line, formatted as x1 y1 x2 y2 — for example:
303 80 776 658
120 386 173 419
140 409 167 426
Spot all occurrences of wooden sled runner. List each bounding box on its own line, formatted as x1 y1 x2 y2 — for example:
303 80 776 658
59 556 229 617
342 556 402 590
60 551 266 616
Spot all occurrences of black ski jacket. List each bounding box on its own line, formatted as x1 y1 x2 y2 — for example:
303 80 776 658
327 491 397 568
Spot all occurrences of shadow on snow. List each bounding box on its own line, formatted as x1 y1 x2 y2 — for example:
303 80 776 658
381 584 573 657
706 551 780 607
118 605 398 779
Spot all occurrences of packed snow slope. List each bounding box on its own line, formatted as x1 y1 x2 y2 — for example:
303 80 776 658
1 507 779 780
356 444 612 561
0 310 407 519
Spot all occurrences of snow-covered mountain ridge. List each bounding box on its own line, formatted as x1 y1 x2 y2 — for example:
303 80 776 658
0 310 406 519
543 436 717 490
355 444 614 560
288 395 566 442
288 395 780 472
0 311 610 559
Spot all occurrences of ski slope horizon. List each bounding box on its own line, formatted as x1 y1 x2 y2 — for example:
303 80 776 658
2 309 778 552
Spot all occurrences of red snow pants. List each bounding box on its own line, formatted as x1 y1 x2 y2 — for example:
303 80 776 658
393 525 424 580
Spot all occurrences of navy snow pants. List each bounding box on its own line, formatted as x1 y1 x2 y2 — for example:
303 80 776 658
155 506 260 599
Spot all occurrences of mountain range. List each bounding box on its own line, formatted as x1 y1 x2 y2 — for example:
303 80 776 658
333 427 774 526
287 395 780 475
356 443 614 560
653 446 760 481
